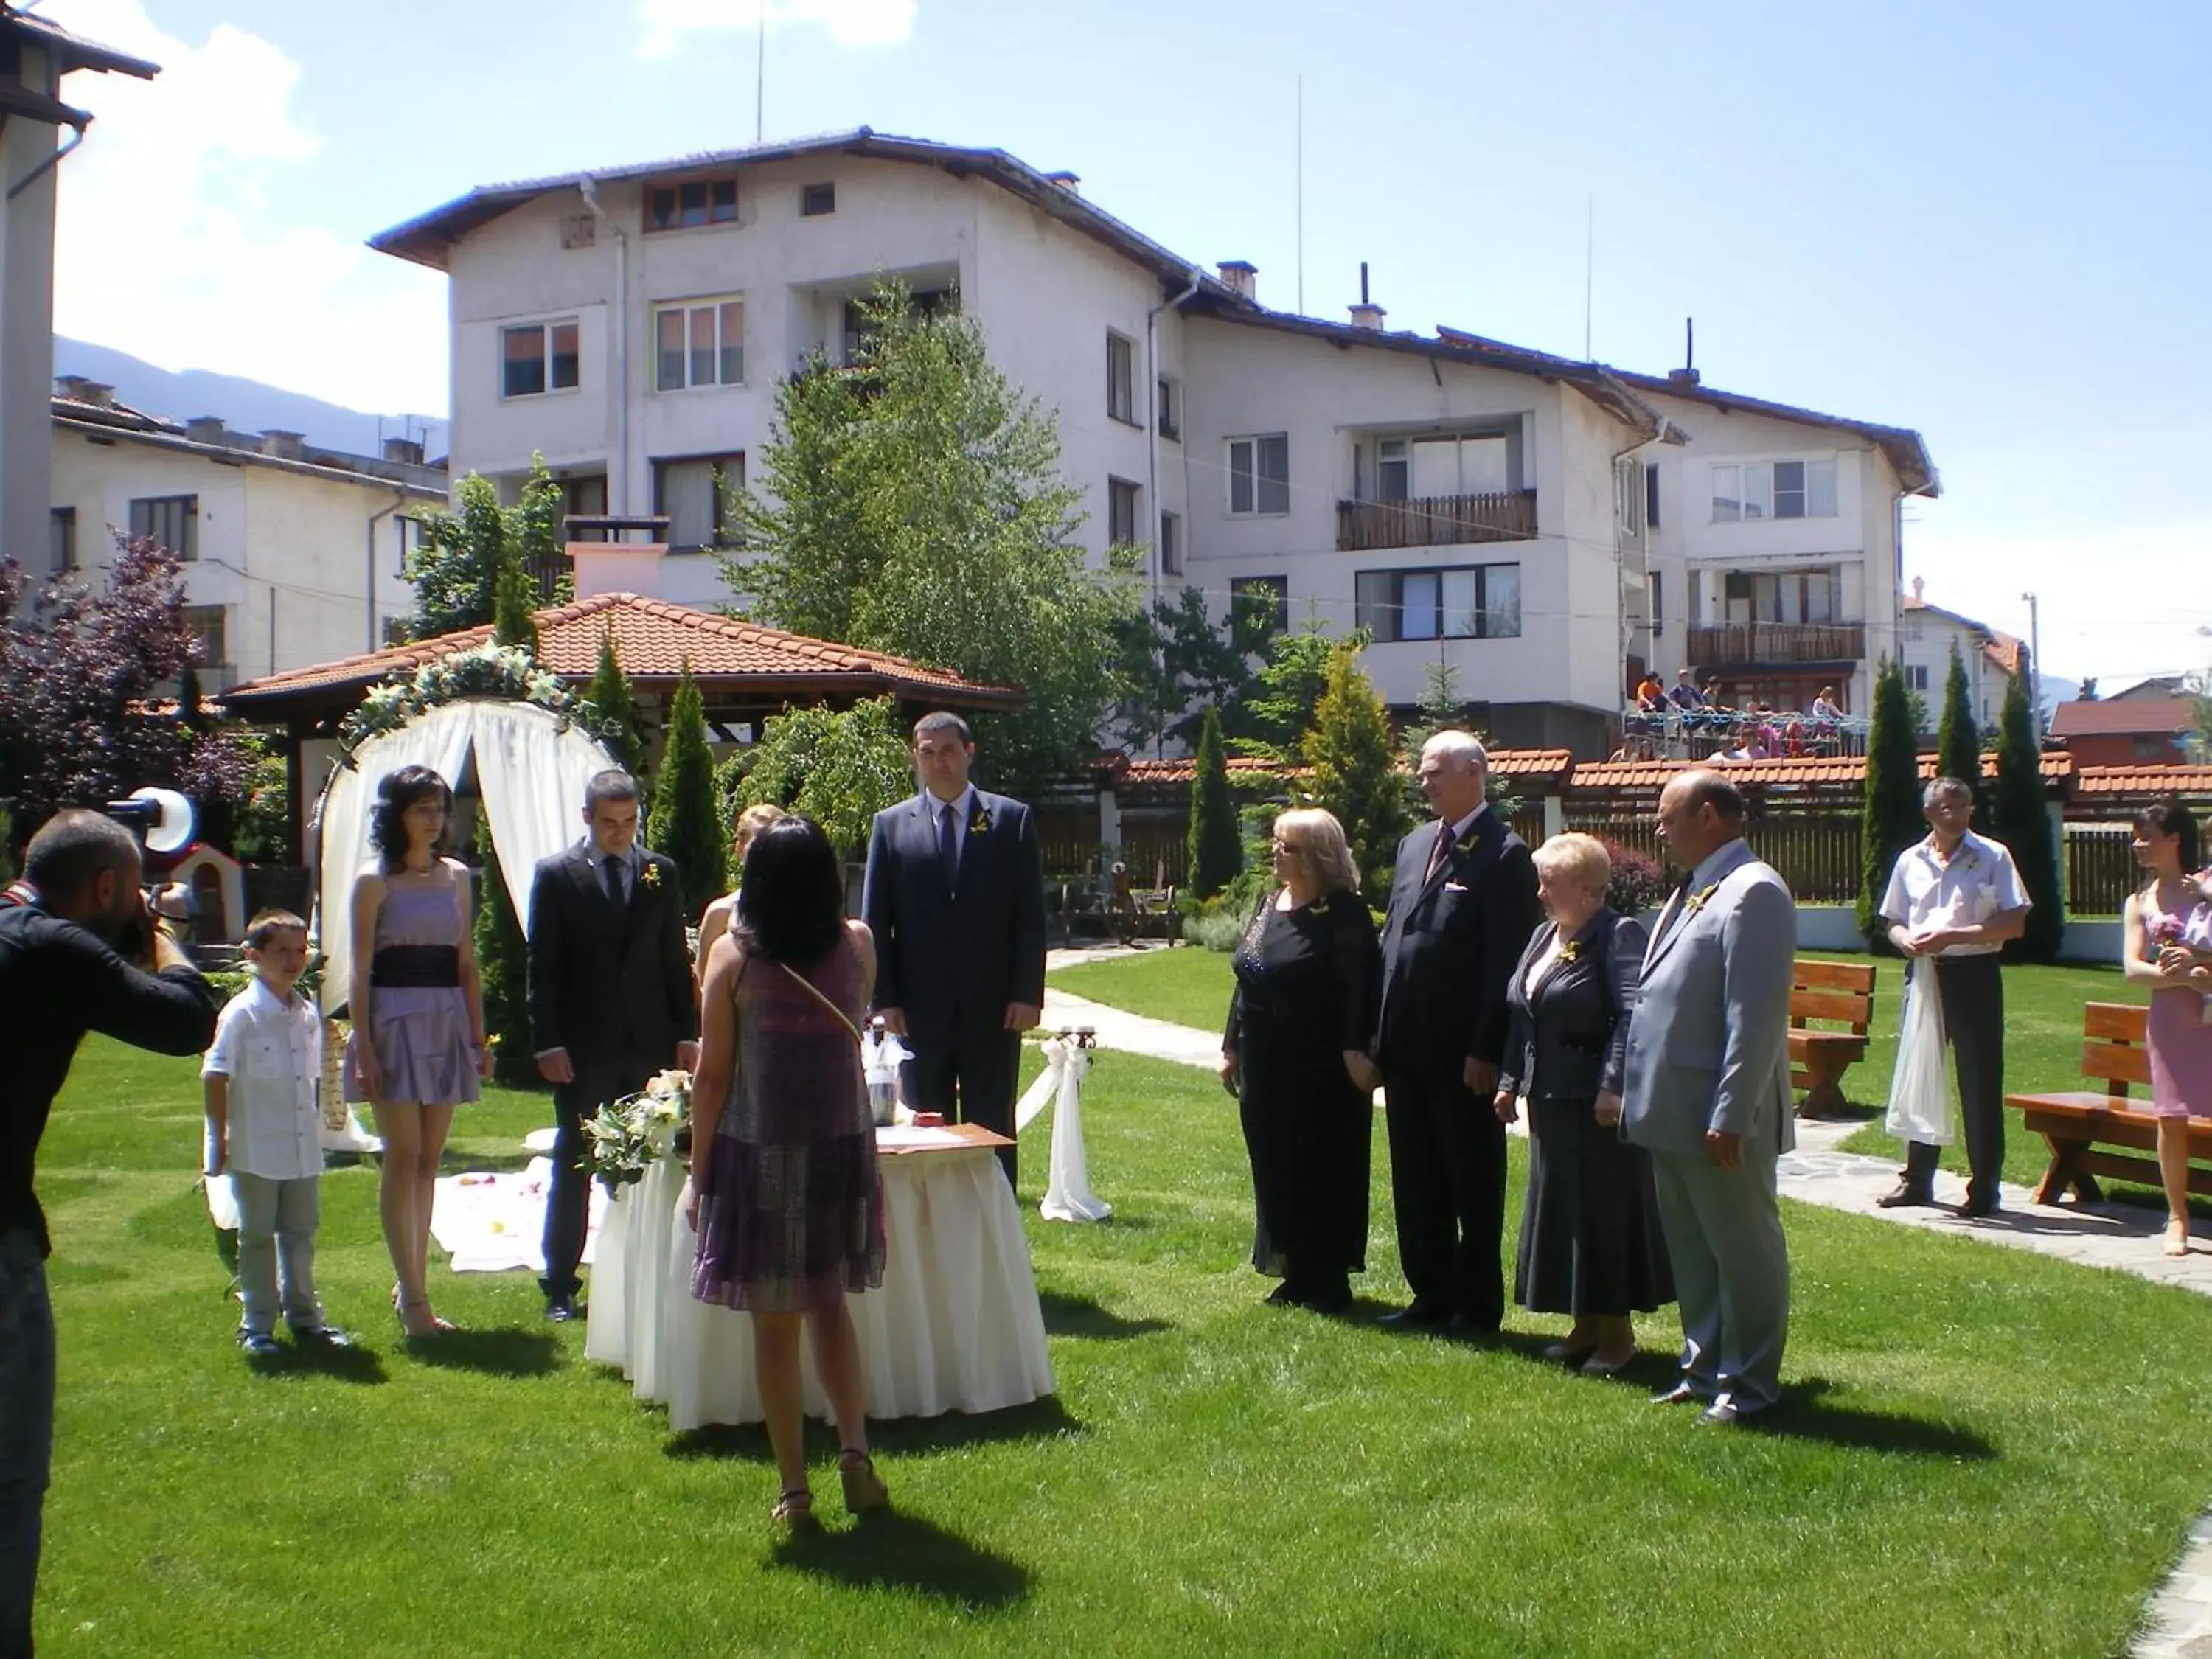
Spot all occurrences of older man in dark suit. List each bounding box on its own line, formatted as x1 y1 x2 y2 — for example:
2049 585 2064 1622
1374 731 1540 1335
529 769 698 1322
863 712 1047 1187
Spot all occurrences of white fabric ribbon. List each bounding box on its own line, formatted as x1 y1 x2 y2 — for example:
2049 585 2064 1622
1022 1034 1112 1223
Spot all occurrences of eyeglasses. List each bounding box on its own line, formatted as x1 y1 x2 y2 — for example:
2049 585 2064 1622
1270 840 1298 855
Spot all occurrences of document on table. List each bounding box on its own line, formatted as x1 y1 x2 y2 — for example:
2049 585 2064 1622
874 1124 973 1153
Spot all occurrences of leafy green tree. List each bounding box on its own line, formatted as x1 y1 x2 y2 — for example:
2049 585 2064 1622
1306 642 1413 897
1113 585 1259 754
644 663 725 921
1859 656 1925 949
491 543 539 655
579 626 647 771
471 807 538 1087
1992 669 2065 961
1230 616 1342 765
407 459 563 639
1935 641 1982 822
1186 706 1242 900
732 279 1138 790
731 695 912 857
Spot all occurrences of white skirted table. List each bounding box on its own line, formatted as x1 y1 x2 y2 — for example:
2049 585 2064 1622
585 1123 1056 1428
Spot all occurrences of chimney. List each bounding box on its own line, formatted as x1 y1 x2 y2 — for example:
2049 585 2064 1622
1217 260 1257 301
1910 575 1925 603
1667 315 1701 386
383 436 425 466
259 430 305 461
1043 170 1080 193
1349 260 1385 330
185 416 229 446
55 375 114 407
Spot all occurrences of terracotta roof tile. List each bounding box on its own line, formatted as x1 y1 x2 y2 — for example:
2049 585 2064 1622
2051 697 2194 738
218 591 1018 709
1099 747 1576 787
2074 765 2212 796
1565 751 2071 791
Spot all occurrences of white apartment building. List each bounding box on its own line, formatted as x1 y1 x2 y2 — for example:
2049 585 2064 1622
374 128 1935 757
49 379 445 690
1899 580 2023 734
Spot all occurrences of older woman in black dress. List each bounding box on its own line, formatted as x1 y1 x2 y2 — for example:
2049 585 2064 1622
1220 809 1382 1313
1492 832 1672 1374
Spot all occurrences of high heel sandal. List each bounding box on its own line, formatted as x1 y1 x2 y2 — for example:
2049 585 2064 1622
838 1448 889 1514
2166 1220 2191 1258
771 1488 817 1530
396 1296 458 1338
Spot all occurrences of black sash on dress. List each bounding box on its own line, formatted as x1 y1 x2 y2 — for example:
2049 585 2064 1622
369 945 461 988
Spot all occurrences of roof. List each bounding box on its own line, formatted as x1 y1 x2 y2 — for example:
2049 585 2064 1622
1903 594 2024 676
1436 325 1938 498
2051 697 2195 740
1566 751 2073 793
52 394 445 498
0 5 161 80
369 128 1237 302
2073 765 2212 797
1095 747 1576 788
217 591 1020 713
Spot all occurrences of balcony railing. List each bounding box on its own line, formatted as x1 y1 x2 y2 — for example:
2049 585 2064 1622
1686 622 1867 666
1336 489 1538 552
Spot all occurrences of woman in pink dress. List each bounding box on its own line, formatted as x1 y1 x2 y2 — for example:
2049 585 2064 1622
2124 801 2212 1256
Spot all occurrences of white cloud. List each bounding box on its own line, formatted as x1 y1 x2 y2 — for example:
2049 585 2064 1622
636 0 917 58
44 1 447 416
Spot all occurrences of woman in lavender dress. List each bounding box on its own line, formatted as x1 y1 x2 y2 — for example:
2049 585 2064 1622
685 817 888 1528
345 767 490 1338
2124 801 2212 1257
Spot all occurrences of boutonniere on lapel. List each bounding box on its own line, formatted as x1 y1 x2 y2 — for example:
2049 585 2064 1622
1683 881 1721 915
1310 894 1332 917
1454 824 1481 857
639 863 662 890
970 804 995 835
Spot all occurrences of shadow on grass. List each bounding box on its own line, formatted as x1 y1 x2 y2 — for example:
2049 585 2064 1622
666 1395 1084 1464
403 1327 562 1377
1036 1288 1171 1340
247 1338 390 1385
769 1509 1031 1611
1750 1379 1999 1459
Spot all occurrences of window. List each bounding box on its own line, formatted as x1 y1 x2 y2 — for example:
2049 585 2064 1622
800 181 836 217
559 475 609 542
1157 377 1179 440
1375 438 1409 502
128 494 198 560
1741 567 1840 624
1650 569 1663 636
502 318 580 398
654 297 744 390
1645 462 1661 529
1107 333 1137 425
181 604 226 669
653 453 745 550
1227 434 1290 515
1905 664 1930 693
49 507 74 574
646 176 737 232
1108 478 1140 546
1354 563 1522 643
1231 577 1288 651
1711 458 1837 523
1159 510 1182 575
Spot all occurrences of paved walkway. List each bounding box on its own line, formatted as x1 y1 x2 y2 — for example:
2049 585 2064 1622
1043 945 2212 1654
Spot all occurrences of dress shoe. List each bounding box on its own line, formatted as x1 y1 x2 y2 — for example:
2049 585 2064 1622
1377 1301 1450 1330
1264 1281 1302 1307
1958 1195 2000 1220
1300 1281 1353 1315
1649 1381 1705 1408
544 1295 582 1324
237 1330 282 1358
1445 1312 1501 1340
1875 1180 1936 1209
290 1324 355 1349
1697 1394 1774 1428
1543 1340 1599 1366
1580 1347 1638 1377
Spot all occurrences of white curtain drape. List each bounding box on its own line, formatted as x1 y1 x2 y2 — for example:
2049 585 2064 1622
310 700 617 1015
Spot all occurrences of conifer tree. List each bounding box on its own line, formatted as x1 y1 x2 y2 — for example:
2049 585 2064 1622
645 661 725 921
1859 657 1924 949
470 807 536 1087
580 626 646 771
1992 668 2065 961
1306 642 1413 897
1186 706 1242 901
1935 641 1983 824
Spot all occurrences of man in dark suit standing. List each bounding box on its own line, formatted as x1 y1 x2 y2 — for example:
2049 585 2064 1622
529 769 698 1321
863 712 1047 1187
1374 731 1540 1335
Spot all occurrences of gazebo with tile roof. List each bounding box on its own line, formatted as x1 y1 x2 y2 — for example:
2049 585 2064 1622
216 591 1021 854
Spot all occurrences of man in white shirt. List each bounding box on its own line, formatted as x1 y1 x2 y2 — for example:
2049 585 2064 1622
1877 776 2032 1217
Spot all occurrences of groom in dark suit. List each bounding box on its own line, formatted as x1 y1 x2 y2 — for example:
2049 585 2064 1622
1374 731 1540 1335
528 769 698 1321
863 712 1047 1186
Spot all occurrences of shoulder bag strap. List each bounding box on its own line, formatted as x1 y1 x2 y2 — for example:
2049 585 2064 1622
775 959 865 1051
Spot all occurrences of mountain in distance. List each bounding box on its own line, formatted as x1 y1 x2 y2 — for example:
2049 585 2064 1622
53 337 448 462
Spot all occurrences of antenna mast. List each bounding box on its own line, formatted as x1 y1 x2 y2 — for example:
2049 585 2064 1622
1295 75 1305 316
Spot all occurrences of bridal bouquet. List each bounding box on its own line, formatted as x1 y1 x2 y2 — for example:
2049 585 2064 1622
583 1071 692 1192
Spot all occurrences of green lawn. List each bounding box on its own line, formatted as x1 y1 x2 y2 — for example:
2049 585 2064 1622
31 1031 2212 1655
1051 946 2146 1194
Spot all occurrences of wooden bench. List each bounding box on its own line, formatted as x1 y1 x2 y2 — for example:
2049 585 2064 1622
2005 1002 2212 1203
1790 959 1879 1119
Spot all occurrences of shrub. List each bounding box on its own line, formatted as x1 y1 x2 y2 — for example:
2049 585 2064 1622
1183 905 1250 953
1600 838 1669 915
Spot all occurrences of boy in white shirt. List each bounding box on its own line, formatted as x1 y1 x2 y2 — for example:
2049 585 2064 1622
202 911 350 1356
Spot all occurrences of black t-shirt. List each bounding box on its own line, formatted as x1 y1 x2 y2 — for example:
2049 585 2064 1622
0 905 219 1256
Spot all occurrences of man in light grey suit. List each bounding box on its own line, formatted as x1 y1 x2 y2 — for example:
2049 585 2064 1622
1621 770 1796 1427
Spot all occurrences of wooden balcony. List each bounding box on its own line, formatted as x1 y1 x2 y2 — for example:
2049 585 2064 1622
1686 622 1868 666
1336 489 1537 552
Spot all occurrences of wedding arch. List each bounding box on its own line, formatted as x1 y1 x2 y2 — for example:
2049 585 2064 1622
307 643 624 1017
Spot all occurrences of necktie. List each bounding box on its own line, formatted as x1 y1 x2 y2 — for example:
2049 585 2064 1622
605 855 627 907
938 801 960 891
1424 822 1454 885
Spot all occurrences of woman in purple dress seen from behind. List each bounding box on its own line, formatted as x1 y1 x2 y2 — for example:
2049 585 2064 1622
685 815 888 1528
2124 800 2212 1257
344 766 492 1339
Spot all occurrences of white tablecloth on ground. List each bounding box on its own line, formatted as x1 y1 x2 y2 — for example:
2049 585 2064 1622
585 1129 1055 1427
429 1156 605 1276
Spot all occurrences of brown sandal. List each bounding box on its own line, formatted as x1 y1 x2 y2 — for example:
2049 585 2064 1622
838 1448 888 1514
771 1488 817 1530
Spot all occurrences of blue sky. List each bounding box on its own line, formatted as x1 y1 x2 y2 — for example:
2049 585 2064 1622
48 0 2211 686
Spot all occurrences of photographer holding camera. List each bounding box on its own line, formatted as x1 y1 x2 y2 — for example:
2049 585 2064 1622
1 810 219 1658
